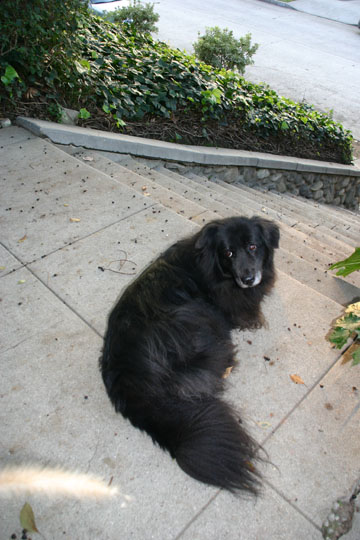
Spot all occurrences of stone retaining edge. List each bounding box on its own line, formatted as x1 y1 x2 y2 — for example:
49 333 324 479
16 117 360 210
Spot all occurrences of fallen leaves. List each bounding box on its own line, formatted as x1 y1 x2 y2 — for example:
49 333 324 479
290 374 305 385
257 421 272 429
18 234 27 243
222 366 233 379
20 502 39 534
25 87 38 100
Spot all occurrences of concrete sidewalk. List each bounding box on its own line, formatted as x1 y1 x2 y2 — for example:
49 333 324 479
264 0 360 25
1 125 359 539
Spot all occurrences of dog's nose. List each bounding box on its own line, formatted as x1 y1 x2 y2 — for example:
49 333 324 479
242 275 255 286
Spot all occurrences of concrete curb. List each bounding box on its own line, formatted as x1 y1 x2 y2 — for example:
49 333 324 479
16 117 360 178
258 0 296 11
259 0 360 26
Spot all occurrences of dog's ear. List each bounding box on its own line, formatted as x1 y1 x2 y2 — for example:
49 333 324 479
195 222 220 250
254 218 280 249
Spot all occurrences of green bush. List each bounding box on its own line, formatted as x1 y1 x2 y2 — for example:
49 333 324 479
0 0 88 107
193 26 258 74
327 252 360 367
327 302 360 366
0 2 354 164
104 0 159 34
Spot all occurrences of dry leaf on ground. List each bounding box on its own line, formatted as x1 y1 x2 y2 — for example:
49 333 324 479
290 374 305 385
20 502 39 533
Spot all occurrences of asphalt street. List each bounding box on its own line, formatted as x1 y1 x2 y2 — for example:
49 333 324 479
154 0 360 140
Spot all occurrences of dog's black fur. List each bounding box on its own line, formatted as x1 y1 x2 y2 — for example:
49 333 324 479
100 216 280 493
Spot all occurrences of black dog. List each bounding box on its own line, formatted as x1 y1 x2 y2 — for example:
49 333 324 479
100 216 279 494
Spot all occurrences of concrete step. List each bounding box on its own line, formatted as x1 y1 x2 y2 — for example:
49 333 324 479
56 145 217 226
165 167 357 257
140 156 359 236
155 166 348 270
177 169 359 250
153 166 360 293
211 176 360 247
151 163 355 265
157 157 360 229
180 163 360 235
61 146 360 300
268 188 360 229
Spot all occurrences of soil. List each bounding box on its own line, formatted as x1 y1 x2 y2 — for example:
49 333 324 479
1 97 357 165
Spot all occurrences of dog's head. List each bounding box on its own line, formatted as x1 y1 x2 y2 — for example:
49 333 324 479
195 216 280 289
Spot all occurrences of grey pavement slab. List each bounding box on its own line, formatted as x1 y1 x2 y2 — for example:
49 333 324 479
0 125 35 146
226 271 345 439
1 236 351 539
263 356 360 528
2 127 360 539
0 267 215 540
0 244 22 278
0 267 70 355
1 137 154 263
343 510 360 540
178 484 321 539
28 205 197 336
60 146 216 223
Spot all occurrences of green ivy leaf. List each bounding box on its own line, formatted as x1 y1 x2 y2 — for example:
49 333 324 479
329 326 351 349
328 303 360 359
74 59 91 74
78 108 91 119
1 64 20 85
329 248 360 277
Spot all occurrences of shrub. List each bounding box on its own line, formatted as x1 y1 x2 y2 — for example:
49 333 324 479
327 251 360 367
327 302 360 366
193 26 258 74
104 0 159 34
0 3 354 164
0 0 89 106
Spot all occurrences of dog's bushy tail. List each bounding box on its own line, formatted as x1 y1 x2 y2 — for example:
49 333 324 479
172 398 261 494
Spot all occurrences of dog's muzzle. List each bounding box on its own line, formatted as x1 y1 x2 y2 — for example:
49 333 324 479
235 271 262 289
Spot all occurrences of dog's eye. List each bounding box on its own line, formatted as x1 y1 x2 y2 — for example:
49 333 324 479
224 249 233 258
248 244 257 252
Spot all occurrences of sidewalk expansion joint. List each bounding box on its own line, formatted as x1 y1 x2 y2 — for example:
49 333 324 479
173 490 221 540
263 479 321 531
261 345 352 445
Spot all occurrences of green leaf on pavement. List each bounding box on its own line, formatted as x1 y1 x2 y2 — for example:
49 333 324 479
329 248 360 277
20 502 39 533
